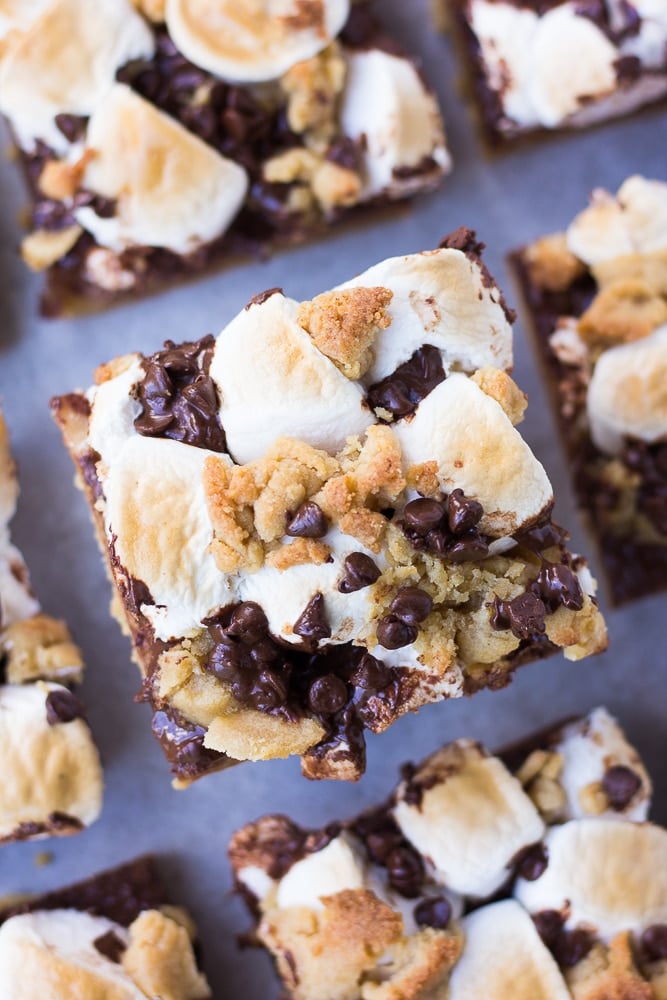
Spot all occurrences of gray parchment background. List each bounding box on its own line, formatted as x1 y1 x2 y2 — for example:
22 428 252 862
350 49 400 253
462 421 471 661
0 3 665 996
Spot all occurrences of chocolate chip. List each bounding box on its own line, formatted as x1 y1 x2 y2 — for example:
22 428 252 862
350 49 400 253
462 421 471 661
350 653 392 692
365 829 404 864
338 553 381 593
54 113 88 143
447 488 483 534
308 674 348 715
286 501 328 539
376 616 419 650
390 587 433 625
403 498 445 534
93 930 127 964
245 287 283 310
492 592 546 639
293 593 331 648
386 846 424 898
641 925 667 961
602 765 641 811
535 563 583 612
45 689 86 726
414 896 451 930
517 843 549 881
224 602 269 644
446 536 489 562
554 928 594 967
533 909 565 947
366 345 445 419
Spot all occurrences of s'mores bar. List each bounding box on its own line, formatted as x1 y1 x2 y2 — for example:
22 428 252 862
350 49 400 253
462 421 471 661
444 0 667 143
0 411 102 843
512 175 667 604
0 856 212 998
0 0 449 316
52 231 607 784
229 707 664 1000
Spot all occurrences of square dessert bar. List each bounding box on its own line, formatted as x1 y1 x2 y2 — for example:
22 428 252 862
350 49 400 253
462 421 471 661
229 707 665 1000
511 174 667 604
444 0 667 143
0 410 102 844
0 856 211 998
0 0 450 316
52 229 607 785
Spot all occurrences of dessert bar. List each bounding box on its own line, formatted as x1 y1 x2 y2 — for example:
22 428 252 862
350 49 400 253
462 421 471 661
511 174 667 604
229 706 664 1000
444 0 667 143
0 856 211 998
0 410 102 843
0 0 450 315
52 230 607 785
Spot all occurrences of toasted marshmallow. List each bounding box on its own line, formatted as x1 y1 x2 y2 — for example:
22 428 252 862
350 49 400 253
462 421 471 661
449 900 570 1000
553 707 651 822
0 0 154 154
210 292 371 464
514 819 667 939
393 740 545 899
0 682 102 840
103 435 237 641
75 84 248 254
337 248 513 383
0 910 143 999
586 325 667 456
339 49 449 200
526 5 617 127
238 526 379 647
276 832 367 910
165 0 350 83
88 356 144 469
467 1 538 125
567 176 667 265
0 541 39 626
393 374 553 537
0 0 49 40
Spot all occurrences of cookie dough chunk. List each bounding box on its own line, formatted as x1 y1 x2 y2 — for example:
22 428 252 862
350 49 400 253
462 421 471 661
52 232 606 785
229 707 662 999
0 0 450 316
511 175 667 604
0 856 211 999
444 0 667 143
0 410 102 844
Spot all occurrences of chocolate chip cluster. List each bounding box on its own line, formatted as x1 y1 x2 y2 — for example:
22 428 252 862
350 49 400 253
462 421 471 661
400 489 489 562
491 562 584 640
134 336 227 452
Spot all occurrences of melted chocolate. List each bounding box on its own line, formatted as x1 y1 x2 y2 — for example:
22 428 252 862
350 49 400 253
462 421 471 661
366 345 446 418
134 336 226 452
151 708 226 780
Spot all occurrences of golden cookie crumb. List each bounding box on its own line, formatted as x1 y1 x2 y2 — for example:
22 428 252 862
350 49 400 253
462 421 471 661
298 287 393 379
578 278 667 347
472 368 527 425
266 538 332 570
524 233 587 292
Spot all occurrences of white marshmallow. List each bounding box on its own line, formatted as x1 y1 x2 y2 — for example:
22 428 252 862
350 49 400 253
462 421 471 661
165 0 349 83
75 85 248 254
0 682 102 840
238 525 377 647
393 740 545 899
88 356 144 469
621 0 667 68
448 900 571 1000
514 819 667 940
554 707 651 822
0 0 154 154
238 865 276 902
0 541 39 626
103 435 237 641
0 0 49 40
393 374 553 537
276 832 367 910
567 176 667 265
527 5 617 127
337 248 513 383
210 292 371 464
586 325 667 456
0 910 142 999
339 49 450 200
